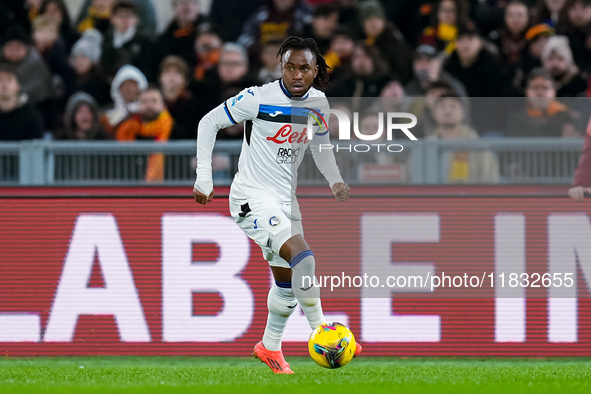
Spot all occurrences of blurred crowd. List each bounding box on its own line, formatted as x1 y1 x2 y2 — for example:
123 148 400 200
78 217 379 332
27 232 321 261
1 0 590 183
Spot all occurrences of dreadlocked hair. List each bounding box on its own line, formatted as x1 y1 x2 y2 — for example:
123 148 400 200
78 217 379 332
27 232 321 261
277 36 330 92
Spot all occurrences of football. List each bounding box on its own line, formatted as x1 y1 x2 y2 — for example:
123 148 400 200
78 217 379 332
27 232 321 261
308 322 356 369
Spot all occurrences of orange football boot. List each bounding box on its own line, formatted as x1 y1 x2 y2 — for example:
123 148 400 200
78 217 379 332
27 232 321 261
253 341 294 374
354 342 362 357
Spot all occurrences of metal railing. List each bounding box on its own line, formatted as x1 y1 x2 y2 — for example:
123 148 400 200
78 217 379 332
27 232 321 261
0 138 583 186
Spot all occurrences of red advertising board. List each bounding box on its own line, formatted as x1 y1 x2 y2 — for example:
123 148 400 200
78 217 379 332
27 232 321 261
1 187 591 357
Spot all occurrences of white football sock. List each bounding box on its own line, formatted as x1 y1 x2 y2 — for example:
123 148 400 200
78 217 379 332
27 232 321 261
291 251 326 330
262 283 297 351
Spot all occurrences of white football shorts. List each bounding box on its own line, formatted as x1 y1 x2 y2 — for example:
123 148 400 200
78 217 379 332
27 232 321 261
229 196 304 268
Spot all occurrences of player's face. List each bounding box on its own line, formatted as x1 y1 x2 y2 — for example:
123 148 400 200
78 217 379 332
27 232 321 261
281 49 318 97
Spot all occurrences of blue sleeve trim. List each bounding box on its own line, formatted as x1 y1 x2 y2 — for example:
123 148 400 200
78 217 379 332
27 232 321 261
224 102 237 125
289 250 314 268
275 281 292 288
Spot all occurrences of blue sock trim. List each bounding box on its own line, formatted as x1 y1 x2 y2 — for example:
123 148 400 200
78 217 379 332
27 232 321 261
275 281 292 288
289 250 314 268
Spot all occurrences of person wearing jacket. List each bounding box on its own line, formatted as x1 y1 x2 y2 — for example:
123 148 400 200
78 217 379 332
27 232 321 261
0 63 44 141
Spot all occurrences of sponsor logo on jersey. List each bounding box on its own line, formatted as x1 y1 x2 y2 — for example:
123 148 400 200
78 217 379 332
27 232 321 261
231 94 244 106
269 111 283 117
247 88 254 96
269 216 281 226
276 147 301 164
267 125 309 144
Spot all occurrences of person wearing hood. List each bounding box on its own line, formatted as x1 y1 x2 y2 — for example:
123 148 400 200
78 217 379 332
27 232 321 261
427 94 499 184
70 29 111 106
100 64 148 135
541 35 588 97
0 63 44 141
57 92 110 140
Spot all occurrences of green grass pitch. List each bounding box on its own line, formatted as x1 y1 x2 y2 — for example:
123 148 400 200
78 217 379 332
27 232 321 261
0 357 590 393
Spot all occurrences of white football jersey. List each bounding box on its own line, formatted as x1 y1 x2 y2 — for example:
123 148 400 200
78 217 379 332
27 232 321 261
196 79 342 203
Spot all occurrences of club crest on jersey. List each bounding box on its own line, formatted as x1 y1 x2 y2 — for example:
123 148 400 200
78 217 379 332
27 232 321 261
267 125 309 144
269 216 281 227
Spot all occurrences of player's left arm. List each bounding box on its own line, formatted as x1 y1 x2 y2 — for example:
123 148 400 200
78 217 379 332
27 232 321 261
309 112 349 202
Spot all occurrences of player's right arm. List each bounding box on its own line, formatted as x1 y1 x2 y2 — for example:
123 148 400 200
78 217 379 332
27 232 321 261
194 87 260 205
569 116 591 202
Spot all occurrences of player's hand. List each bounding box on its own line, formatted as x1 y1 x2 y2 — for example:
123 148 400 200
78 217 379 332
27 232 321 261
332 182 350 202
193 187 214 205
568 186 591 201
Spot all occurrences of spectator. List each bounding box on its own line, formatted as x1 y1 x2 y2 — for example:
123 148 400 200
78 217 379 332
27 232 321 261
323 28 355 79
199 43 254 140
238 0 313 52
192 29 223 81
541 35 588 97
0 0 31 37
201 43 253 103
534 0 567 26
410 79 460 139
405 44 467 97
428 94 499 183
370 79 412 114
32 15 74 102
444 23 502 97
505 68 577 137
159 55 206 140
489 0 531 68
420 0 469 55
56 92 111 140
514 23 556 90
77 0 157 38
0 24 53 126
77 0 114 36
100 0 157 81
568 115 591 200
0 63 44 141
302 3 340 54
70 29 111 106
209 0 264 42
157 0 210 67
327 42 390 112
255 39 282 85
358 0 413 83
556 0 591 72
335 0 362 35
26 0 43 22
38 0 80 51
100 64 148 134
116 86 174 181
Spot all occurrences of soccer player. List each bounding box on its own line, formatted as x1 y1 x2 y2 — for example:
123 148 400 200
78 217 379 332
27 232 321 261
569 115 591 201
193 37 361 373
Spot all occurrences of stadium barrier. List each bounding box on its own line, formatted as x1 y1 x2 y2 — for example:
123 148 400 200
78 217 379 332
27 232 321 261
0 186 590 357
0 138 583 185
